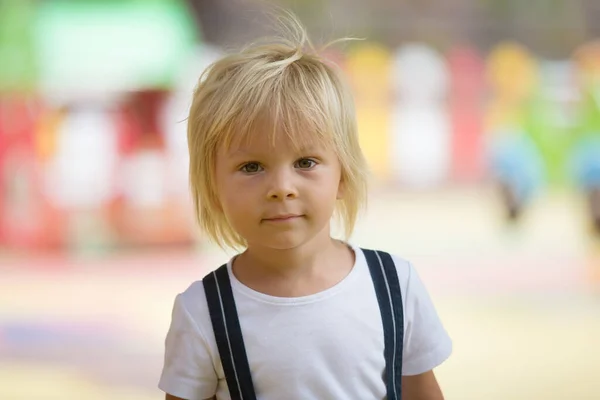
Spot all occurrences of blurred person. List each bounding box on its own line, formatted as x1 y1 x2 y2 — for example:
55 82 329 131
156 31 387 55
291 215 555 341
485 43 545 221
571 41 600 235
159 12 451 400
390 44 451 188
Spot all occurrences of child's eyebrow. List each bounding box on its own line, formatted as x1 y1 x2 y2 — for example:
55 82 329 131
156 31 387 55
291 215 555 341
224 149 267 162
227 149 260 157
296 146 321 153
227 145 321 157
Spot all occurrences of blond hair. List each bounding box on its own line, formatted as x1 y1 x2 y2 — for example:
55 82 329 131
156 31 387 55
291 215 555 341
188 12 369 249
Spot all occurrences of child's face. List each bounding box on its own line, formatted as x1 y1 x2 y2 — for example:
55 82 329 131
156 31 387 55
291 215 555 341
215 127 343 250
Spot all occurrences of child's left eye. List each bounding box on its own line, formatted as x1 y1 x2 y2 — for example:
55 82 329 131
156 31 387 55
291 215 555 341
295 158 317 169
240 162 263 173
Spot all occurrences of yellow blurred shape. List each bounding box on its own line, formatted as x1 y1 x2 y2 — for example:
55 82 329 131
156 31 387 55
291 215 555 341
436 299 600 400
573 40 600 87
487 42 538 102
485 42 538 132
35 107 66 162
346 44 391 99
345 43 391 180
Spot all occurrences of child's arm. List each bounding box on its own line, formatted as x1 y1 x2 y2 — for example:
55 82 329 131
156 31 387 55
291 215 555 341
400 261 452 399
402 370 444 400
159 290 220 399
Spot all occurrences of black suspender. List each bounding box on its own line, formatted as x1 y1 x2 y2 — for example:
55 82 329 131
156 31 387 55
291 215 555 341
203 249 404 400
362 249 405 400
203 266 257 400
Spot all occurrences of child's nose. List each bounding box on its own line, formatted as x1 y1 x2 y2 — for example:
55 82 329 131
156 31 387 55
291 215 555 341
266 171 298 200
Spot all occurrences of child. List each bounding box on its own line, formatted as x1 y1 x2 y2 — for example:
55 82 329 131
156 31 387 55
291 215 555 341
159 13 452 400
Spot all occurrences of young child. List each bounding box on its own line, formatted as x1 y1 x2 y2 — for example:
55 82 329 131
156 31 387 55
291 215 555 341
159 13 452 400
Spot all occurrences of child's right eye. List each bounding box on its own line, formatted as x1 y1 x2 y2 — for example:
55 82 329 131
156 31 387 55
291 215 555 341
240 162 263 173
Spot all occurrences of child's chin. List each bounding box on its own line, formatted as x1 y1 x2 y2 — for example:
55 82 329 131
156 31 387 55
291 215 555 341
257 233 308 250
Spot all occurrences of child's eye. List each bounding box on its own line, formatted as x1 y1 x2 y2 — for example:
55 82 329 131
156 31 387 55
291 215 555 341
240 162 263 173
295 158 317 169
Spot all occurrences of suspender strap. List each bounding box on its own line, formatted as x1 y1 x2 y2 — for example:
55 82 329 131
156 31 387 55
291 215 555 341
203 265 257 400
203 249 403 400
363 249 405 400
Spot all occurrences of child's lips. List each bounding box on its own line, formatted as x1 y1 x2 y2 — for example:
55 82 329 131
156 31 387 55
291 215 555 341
263 214 303 222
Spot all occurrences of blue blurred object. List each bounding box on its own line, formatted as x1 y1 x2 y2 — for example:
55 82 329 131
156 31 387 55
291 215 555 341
570 134 600 190
488 130 545 206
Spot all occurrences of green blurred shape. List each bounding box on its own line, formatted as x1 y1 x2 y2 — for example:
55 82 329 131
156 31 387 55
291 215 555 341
33 0 200 94
523 92 571 187
0 0 38 92
517 61 582 188
576 85 600 137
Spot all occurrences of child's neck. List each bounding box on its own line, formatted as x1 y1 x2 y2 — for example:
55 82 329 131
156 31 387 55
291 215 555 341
232 232 354 297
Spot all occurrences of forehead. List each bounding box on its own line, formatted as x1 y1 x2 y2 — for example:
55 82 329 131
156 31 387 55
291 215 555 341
221 112 334 156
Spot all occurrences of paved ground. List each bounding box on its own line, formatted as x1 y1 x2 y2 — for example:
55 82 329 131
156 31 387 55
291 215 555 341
1 187 600 399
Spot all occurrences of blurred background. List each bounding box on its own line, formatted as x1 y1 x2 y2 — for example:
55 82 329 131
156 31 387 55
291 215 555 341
1 0 600 399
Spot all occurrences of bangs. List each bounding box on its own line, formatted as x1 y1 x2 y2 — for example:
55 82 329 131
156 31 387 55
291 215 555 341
218 60 339 153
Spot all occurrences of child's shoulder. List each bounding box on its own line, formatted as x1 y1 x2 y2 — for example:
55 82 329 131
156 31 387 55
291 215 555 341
174 262 234 313
355 246 437 305
382 251 415 292
355 245 414 282
176 263 228 302
180 279 207 299
171 279 211 323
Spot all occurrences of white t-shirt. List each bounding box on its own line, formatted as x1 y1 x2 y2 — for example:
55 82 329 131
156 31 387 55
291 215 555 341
159 245 452 399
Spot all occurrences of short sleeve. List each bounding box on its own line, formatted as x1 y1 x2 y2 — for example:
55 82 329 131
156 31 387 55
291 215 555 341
402 263 452 376
158 293 218 399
